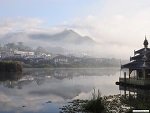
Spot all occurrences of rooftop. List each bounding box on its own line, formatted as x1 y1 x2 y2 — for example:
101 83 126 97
122 37 150 69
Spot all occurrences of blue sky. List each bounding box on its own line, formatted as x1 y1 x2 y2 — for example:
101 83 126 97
0 0 104 25
1 0 150 58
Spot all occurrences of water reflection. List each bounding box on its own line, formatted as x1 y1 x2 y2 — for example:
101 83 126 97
0 72 22 81
119 86 150 110
0 68 119 113
59 85 150 113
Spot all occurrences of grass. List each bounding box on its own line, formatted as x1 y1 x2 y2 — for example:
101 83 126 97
60 88 106 113
59 89 134 113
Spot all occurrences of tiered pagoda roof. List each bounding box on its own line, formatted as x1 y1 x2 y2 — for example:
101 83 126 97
121 38 150 69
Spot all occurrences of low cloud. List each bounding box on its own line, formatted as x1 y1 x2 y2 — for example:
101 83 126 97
0 15 146 59
1 1 150 59
0 17 44 34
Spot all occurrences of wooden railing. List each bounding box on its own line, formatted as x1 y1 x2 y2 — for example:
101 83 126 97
119 77 150 85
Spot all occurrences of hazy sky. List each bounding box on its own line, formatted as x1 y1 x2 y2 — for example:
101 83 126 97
1 0 150 59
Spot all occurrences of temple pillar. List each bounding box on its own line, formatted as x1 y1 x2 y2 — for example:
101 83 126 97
143 69 146 80
124 72 126 83
129 69 133 79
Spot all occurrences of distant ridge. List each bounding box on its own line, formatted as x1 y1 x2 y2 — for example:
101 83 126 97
29 29 97 45
0 29 98 55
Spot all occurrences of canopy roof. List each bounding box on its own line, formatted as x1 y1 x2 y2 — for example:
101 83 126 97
134 48 150 55
130 53 150 61
122 38 150 69
121 61 150 69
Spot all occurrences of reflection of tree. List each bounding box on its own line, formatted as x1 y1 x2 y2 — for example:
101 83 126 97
0 72 22 88
34 77 45 85
17 80 33 89
3 81 16 88
23 68 118 77
22 68 118 80
0 72 22 82
0 68 119 89
17 84 23 89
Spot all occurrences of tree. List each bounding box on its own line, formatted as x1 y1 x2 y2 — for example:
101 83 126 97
17 42 33 51
5 43 16 51
35 46 45 55
18 42 23 47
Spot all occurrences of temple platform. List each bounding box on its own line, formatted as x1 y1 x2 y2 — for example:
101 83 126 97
116 78 150 89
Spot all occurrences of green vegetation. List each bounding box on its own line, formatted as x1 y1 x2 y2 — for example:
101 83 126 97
60 91 150 113
84 89 105 113
120 94 150 110
35 58 121 68
31 64 53 68
0 61 22 72
70 58 121 68
60 89 136 113
60 89 106 113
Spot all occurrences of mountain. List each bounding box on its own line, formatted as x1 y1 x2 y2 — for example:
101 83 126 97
0 29 97 47
45 46 68 54
0 29 98 55
29 29 97 46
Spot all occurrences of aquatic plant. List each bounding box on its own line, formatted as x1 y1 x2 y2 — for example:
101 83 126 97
83 89 105 113
60 90 135 113
60 89 106 113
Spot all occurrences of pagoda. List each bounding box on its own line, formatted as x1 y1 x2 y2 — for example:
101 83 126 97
117 37 150 87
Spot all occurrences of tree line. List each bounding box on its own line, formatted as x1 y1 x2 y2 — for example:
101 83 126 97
0 61 22 72
0 42 45 54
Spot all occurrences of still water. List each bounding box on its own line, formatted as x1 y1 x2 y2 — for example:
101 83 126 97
0 68 120 113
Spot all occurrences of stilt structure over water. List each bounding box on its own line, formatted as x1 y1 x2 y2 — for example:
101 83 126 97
116 37 150 88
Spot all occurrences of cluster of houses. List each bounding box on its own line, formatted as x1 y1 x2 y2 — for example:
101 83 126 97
0 49 84 67
0 44 121 67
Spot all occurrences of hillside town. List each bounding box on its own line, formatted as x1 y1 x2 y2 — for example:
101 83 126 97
0 42 121 68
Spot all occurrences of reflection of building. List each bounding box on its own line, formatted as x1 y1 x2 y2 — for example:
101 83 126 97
119 85 150 98
117 38 150 87
119 85 150 110
53 55 68 65
53 70 73 80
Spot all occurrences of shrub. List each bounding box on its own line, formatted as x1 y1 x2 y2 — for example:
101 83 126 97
84 89 105 113
0 61 22 72
60 88 105 113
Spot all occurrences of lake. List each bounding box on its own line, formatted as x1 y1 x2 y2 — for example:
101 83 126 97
0 68 121 113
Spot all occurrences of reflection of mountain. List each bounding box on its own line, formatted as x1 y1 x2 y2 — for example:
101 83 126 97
0 76 46 89
0 68 120 113
23 68 119 79
0 68 119 100
28 85 85 100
